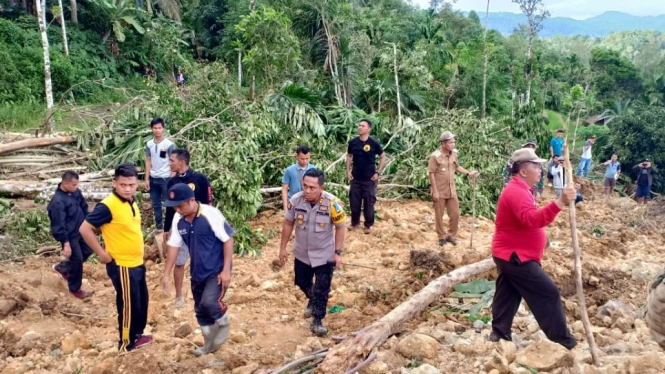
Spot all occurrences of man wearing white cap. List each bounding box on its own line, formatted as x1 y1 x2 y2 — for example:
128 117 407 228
428 131 478 246
490 148 577 350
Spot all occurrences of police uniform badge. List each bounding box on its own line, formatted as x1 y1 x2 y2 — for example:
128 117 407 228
363 144 371 152
331 199 346 224
188 183 196 191
296 214 304 225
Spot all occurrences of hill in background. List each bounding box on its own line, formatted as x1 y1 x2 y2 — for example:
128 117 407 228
471 11 665 37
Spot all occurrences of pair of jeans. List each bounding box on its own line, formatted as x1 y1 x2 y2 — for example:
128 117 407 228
149 177 169 229
576 158 591 177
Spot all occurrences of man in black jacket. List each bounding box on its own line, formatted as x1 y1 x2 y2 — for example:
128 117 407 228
164 149 213 307
48 171 94 299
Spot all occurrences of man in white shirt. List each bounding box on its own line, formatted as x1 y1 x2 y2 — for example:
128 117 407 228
145 118 176 232
575 135 595 178
551 156 566 198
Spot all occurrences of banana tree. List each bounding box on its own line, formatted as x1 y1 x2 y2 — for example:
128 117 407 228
92 0 146 55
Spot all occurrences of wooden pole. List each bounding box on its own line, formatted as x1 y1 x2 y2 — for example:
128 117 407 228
562 144 600 364
470 177 477 249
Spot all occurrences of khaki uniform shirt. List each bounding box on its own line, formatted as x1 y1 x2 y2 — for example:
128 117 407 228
428 149 459 199
285 191 346 267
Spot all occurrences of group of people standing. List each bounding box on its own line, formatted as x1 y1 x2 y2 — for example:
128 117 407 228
46 116 659 357
48 118 233 356
547 129 657 203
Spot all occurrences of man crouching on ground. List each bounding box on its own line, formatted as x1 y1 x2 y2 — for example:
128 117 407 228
161 183 235 356
278 168 346 336
489 148 577 350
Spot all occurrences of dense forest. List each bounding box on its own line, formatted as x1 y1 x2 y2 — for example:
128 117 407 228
1 0 664 252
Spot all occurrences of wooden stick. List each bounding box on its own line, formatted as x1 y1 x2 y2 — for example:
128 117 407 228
562 144 600 365
60 311 111 320
470 177 477 249
269 350 329 374
344 262 378 270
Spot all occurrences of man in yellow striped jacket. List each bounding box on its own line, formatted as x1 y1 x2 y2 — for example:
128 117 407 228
79 163 152 352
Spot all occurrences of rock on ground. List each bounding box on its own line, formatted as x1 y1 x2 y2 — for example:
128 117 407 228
396 333 438 360
410 363 441 374
514 340 573 372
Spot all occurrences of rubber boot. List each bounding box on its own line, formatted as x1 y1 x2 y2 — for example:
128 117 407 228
210 314 230 350
310 318 328 337
303 300 313 319
193 324 219 357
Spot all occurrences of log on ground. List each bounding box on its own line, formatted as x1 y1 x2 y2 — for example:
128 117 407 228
315 257 495 374
0 136 74 155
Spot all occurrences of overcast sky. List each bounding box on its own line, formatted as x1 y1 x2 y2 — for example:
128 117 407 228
410 0 665 20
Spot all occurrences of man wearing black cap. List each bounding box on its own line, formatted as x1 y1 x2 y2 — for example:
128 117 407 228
161 183 235 357
491 148 577 350
163 148 213 307
346 119 386 234
634 159 657 204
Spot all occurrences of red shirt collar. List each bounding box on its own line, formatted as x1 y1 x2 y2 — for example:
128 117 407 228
510 177 533 192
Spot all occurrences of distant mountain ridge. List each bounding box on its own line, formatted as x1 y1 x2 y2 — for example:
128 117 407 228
467 11 665 37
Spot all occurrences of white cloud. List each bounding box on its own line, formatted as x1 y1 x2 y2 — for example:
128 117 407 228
409 0 665 19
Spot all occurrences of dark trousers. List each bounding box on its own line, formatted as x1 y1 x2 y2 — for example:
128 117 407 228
349 179 377 228
491 254 577 349
57 238 93 292
149 177 169 229
192 274 224 326
294 259 334 320
106 261 149 352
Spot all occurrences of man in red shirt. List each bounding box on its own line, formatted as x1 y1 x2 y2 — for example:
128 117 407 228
490 148 577 350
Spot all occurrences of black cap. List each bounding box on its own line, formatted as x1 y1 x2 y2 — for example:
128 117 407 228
165 183 195 207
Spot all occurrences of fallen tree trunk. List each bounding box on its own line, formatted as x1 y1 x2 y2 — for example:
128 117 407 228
0 136 74 155
0 181 148 201
315 257 495 373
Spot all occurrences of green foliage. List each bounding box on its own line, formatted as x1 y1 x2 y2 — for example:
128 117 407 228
236 6 301 88
590 48 643 111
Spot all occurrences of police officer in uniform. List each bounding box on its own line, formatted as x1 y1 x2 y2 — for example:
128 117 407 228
279 168 346 336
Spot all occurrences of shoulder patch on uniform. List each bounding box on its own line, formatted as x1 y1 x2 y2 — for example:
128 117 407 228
330 198 346 225
287 202 292 210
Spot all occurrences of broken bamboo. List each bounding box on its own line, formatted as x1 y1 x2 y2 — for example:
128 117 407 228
315 258 495 373
562 144 600 365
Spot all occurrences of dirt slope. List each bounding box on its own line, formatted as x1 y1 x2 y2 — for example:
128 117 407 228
0 182 664 374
